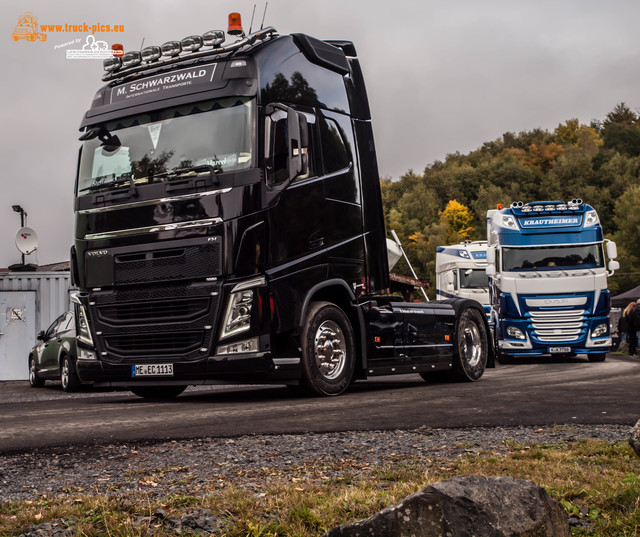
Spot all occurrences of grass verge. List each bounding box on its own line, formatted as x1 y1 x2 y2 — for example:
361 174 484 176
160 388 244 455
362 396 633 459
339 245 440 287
1 438 638 536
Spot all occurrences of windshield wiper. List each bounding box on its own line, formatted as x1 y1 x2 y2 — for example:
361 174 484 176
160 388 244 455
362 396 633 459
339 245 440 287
150 164 219 183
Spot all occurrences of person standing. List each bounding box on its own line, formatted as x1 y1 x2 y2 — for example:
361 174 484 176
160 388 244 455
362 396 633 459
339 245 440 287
629 299 640 357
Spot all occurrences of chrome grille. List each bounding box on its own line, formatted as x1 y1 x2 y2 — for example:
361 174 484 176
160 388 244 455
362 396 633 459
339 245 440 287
529 309 585 342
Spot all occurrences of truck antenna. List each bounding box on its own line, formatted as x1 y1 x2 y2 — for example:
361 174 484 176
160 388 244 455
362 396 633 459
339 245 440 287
391 230 429 301
249 4 257 34
260 2 269 30
140 37 145 50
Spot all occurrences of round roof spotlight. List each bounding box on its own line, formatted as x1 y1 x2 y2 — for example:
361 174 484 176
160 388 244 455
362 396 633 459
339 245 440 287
181 35 203 52
104 56 122 72
203 30 225 47
112 43 124 57
161 41 182 57
121 50 142 68
141 45 162 63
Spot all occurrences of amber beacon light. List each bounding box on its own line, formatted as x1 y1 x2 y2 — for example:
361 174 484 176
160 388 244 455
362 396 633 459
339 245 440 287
227 12 243 35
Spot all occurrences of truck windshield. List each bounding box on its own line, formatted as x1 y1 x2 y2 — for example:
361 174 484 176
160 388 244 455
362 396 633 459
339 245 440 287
502 244 604 271
459 268 489 289
77 97 255 194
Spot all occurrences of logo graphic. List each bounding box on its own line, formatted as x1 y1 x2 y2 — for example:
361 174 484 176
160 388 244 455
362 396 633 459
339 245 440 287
66 35 115 59
12 12 46 42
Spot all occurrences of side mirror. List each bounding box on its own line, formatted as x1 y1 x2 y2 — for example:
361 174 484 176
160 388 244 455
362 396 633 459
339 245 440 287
37 330 45 341
608 259 620 274
486 265 496 277
606 240 618 260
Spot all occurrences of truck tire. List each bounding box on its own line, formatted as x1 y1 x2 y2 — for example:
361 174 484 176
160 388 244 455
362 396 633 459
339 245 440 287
588 353 607 363
452 307 488 381
60 354 81 392
129 386 187 399
300 301 355 396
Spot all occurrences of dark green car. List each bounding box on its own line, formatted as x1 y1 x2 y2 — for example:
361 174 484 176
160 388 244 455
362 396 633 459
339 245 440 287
28 311 82 392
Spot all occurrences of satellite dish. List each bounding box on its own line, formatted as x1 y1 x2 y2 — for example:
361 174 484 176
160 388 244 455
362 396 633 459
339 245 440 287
15 227 38 255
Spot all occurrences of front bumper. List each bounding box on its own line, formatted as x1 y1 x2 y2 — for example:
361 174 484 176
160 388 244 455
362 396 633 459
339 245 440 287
76 349 301 386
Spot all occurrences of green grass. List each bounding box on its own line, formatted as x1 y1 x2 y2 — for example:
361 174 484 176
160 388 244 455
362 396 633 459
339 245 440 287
1 439 639 536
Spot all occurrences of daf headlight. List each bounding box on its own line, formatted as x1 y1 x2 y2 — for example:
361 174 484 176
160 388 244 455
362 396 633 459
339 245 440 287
506 326 526 340
77 305 94 346
591 323 608 338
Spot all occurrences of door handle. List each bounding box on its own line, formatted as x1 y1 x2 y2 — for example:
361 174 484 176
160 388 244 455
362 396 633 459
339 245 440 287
309 237 324 249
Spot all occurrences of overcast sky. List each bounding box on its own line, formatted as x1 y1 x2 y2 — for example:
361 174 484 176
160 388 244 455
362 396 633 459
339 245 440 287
2 0 640 267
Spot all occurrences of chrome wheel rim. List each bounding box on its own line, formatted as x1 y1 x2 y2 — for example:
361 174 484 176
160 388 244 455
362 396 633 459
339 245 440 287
461 321 482 367
29 360 36 385
314 320 346 380
61 359 69 389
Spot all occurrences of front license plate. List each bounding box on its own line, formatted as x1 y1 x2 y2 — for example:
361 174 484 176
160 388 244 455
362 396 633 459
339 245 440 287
132 364 174 377
549 347 571 354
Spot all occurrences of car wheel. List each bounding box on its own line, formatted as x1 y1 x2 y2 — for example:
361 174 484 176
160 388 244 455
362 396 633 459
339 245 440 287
300 301 355 396
129 386 187 399
60 354 81 392
29 356 45 388
588 353 607 363
452 307 488 381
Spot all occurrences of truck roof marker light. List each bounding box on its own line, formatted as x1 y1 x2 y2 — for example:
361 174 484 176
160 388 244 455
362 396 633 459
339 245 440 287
112 44 124 57
533 205 544 212
544 204 555 211
121 51 142 68
141 45 161 63
228 12 244 36
161 40 182 57
496 203 503 210
181 35 203 52
103 56 122 72
556 204 567 211
521 206 532 213
202 30 225 47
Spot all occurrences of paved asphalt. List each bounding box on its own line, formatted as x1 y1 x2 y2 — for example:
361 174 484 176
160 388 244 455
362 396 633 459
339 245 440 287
1 354 639 453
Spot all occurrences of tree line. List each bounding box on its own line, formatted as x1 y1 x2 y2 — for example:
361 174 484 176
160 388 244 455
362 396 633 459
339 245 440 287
381 103 640 297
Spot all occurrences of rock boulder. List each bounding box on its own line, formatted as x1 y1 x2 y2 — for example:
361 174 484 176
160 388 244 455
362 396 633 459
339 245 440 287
324 475 569 537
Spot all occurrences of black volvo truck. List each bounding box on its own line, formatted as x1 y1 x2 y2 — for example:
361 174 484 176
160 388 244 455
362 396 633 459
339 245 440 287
72 16 490 398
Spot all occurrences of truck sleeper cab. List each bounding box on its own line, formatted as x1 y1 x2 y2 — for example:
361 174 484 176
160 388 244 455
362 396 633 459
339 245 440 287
486 200 619 363
72 20 490 398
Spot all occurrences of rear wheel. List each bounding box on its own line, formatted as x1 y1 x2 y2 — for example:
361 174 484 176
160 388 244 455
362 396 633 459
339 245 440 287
452 307 488 381
29 356 45 388
300 301 355 396
60 354 81 392
129 386 187 399
588 353 607 363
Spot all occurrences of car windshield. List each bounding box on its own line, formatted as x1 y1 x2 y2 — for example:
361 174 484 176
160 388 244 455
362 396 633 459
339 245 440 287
77 97 255 194
502 244 604 271
459 268 489 289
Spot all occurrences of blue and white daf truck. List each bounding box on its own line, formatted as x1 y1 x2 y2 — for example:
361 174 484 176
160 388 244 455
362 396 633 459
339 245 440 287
486 200 619 362
436 241 490 316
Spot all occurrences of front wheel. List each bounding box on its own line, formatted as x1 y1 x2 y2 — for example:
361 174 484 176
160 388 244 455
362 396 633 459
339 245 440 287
452 307 488 381
588 353 607 363
129 386 187 399
300 301 356 396
60 354 81 392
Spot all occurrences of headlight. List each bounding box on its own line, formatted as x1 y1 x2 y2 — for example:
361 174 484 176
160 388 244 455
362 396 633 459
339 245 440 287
219 276 266 340
501 215 518 229
585 210 599 227
506 326 526 340
591 323 608 338
77 305 94 346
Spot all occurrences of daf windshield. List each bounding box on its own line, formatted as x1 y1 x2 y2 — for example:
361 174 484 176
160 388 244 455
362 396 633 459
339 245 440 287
77 97 255 194
502 244 604 272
